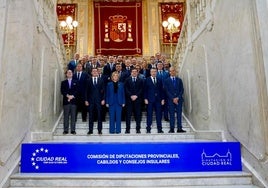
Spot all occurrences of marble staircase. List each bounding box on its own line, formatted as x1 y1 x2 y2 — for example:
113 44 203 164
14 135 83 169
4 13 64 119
10 172 258 188
52 114 194 142
9 113 260 188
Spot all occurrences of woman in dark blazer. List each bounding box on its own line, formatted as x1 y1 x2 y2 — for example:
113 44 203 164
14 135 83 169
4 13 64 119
106 72 125 134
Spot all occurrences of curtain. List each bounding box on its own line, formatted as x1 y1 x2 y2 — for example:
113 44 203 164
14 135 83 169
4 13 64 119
94 1 143 56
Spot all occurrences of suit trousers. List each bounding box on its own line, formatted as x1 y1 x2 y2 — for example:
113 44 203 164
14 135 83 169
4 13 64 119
146 101 162 131
63 104 77 132
76 96 87 121
108 104 122 133
162 96 169 119
168 100 183 130
126 100 142 131
88 102 102 132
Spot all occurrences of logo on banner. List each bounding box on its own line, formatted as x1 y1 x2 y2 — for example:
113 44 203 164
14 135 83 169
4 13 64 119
201 149 232 166
104 15 133 42
30 147 68 170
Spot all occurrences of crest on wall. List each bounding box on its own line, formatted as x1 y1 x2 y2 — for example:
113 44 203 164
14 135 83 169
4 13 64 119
104 15 133 42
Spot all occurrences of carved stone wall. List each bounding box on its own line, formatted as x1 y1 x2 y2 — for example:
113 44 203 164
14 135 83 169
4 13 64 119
177 0 268 186
0 0 64 187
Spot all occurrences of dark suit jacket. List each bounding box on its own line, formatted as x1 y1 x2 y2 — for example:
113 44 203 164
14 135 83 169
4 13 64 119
103 63 116 79
118 70 129 83
61 79 78 105
164 77 184 101
68 60 78 72
139 68 150 78
85 77 105 104
157 70 169 82
86 63 101 76
124 77 143 102
106 82 125 105
98 73 109 86
144 77 164 103
148 63 157 70
73 71 89 99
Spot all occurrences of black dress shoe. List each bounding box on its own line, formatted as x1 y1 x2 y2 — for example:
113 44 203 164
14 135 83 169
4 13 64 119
146 130 151 133
125 130 130 134
158 130 164 133
177 129 186 133
164 118 170 122
136 130 141 134
63 131 68 135
168 129 175 133
98 131 102 135
87 131 93 135
71 131 76 135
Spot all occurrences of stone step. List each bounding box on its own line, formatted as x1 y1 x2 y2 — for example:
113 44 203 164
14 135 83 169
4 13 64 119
56 115 189 134
52 132 195 142
54 124 190 135
54 129 191 136
59 120 187 128
9 172 256 188
8 186 260 188
58 120 187 127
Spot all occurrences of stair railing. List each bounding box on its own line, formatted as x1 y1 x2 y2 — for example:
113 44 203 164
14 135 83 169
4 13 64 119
173 0 215 71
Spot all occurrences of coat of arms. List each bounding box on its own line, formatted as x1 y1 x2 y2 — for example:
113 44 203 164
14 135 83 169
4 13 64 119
104 15 133 42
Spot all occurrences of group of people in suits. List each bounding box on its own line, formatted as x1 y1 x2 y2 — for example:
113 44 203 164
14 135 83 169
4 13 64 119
61 53 186 135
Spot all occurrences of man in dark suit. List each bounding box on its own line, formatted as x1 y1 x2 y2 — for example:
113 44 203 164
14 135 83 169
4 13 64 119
73 62 89 122
124 68 143 134
164 67 186 133
144 68 165 133
115 63 128 83
61 70 78 135
156 62 170 122
124 59 133 77
67 53 80 72
85 68 105 135
86 57 101 76
103 55 116 82
98 67 108 121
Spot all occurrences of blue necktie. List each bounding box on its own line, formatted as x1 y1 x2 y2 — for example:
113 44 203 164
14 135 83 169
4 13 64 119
68 80 71 88
172 78 176 86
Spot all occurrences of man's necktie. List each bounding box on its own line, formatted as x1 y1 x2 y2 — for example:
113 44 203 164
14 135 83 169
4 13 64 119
68 80 71 88
172 77 176 86
94 78 97 85
153 77 156 85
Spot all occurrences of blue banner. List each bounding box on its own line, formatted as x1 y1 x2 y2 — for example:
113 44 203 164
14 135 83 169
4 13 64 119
20 142 242 173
